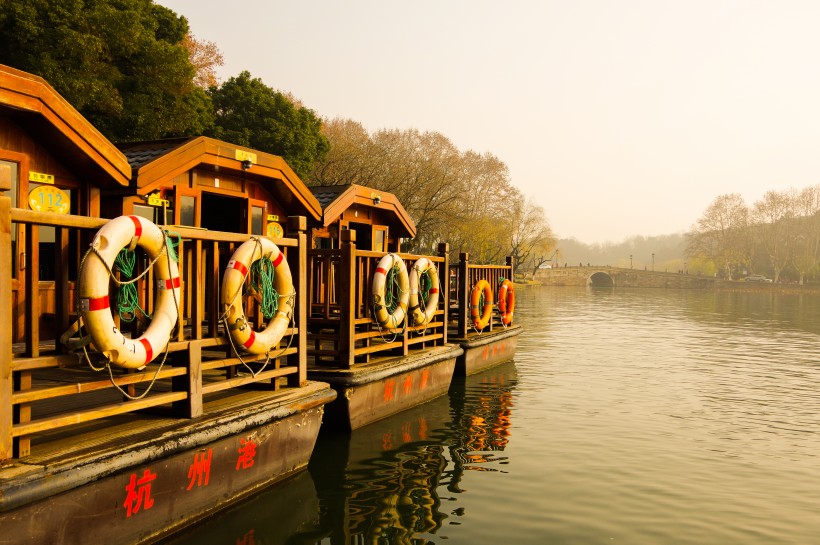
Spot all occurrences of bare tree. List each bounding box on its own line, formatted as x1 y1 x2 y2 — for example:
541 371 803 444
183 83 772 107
686 194 749 279
752 190 795 283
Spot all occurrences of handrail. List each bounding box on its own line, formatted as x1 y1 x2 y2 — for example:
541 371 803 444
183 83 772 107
2 205 309 461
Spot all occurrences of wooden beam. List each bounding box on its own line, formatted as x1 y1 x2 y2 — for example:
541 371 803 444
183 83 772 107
0 197 11 460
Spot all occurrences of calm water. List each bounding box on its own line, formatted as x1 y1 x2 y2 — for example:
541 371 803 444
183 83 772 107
167 286 820 545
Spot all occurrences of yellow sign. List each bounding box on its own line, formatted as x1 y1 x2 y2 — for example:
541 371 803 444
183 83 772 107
29 185 70 213
267 214 279 222
147 192 169 207
267 222 284 238
235 150 257 164
29 171 55 184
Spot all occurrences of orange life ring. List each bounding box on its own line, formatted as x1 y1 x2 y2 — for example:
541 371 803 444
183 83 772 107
79 215 180 369
408 257 440 326
498 279 515 326
372 253 409 328
470 279 494 330
221 237 294 355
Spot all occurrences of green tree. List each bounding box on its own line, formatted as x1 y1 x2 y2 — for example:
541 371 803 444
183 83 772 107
207 71 329 180
0 0 211 141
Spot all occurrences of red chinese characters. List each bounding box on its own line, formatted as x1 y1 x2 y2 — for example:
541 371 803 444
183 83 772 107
187 449 213 490
236 437 258 470
123 469 157 517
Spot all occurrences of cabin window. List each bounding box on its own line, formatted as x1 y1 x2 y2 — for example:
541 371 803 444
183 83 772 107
374 227 387 253
133 203 174 226
180 195 196 226
251 205 264 235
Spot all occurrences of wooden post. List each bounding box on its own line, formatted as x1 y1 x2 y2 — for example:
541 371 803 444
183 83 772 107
287 216 308 386
438 243 449 345
55 226 70 351
1 197 12 460
339 229 356 369
24 224 39 357
458 252 470 338
193 240 203 340
172 340 202 418
506 255 514 280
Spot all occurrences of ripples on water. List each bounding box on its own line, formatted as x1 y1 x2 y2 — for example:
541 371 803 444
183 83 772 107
166 287 820 545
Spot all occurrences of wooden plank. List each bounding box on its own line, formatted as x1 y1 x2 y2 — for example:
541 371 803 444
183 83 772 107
12 391 188 437
199 347 298 372
24 224 39 357
12 367 187 404
200 366 296 395
353 341 403 356
55 226 70 347
12 372 31 457
0 197 11 460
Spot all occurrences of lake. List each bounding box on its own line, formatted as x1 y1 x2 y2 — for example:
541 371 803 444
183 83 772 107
166 286 820 545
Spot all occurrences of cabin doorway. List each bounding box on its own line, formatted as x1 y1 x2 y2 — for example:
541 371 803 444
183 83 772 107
348 222 373 251
201 192 244 233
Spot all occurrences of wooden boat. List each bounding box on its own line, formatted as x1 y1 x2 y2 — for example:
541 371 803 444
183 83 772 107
0 64 335 543
305 185 463 431
448 253 523 376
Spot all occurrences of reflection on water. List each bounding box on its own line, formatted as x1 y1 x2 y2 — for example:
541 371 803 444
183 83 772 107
165 287 820 545
306 362 517 544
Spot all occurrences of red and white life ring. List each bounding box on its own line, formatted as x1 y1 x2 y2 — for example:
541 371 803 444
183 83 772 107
79 215 180 369
497 278 515 326
221 237 294 355
408 257 440 326
372 253 409 328
470 279 494 330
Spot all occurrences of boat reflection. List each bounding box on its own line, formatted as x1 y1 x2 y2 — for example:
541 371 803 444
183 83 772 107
306 360 518 544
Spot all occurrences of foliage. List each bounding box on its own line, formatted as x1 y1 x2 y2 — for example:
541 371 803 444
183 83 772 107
184 33 224 88
686 185 820 283
311 119 555 267
207 71 329 180
0 0 211 141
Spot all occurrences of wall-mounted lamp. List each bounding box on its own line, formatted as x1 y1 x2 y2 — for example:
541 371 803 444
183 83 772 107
241 159 253 171
373 195 381 205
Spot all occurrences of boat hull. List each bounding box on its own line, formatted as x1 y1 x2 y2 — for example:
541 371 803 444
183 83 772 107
308 345 463 431
451 324 522 376
0 383 336 545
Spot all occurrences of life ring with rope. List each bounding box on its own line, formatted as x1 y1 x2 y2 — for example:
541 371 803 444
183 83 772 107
372 253 409 328
497 278 515 326
78 215 180 369
408 257 440 326
221 237 294 355
470 279 494 330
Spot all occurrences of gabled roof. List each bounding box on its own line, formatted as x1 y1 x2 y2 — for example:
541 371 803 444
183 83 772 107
118 136 323 222
0 64 131 187
309 184 416 239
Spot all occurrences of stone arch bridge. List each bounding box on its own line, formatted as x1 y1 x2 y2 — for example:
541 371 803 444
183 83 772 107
535 266 716 289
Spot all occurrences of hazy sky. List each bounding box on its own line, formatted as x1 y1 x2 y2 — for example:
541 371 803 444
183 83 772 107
158 0 820 243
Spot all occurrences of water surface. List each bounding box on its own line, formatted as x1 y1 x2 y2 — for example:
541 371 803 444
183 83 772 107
168 287 820 544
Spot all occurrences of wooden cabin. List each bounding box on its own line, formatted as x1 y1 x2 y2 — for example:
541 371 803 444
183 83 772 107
0 64 335 542
308 184 414 252
0 64 132 345
305 184 460 430
114 137 321 237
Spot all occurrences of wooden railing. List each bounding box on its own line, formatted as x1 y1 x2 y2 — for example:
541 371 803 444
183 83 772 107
449 253 514 338
307 230 449 368
1 198 309 461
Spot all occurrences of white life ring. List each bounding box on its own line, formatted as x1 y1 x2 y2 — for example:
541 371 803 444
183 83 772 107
221 237 294 354
371 253 409 328
79 215 180 369
408 257 440 326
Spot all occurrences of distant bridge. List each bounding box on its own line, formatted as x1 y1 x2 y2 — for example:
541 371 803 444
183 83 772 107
535 266 716 289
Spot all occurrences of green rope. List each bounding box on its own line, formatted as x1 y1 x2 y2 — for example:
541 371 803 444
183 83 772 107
250 255 279 320
419 270 432 300
113 248 149 322
385 265 401 314
164 231 181 262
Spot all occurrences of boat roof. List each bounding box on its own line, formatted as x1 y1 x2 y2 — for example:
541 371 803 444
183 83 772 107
118 136 323 221
0 64 131 187
310 184 416 238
